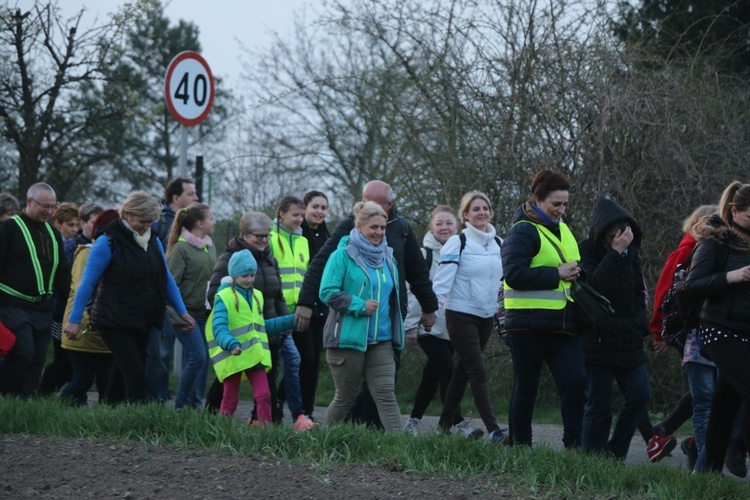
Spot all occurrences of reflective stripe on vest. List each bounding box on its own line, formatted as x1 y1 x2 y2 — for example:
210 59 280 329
204 287 271 382
270 226 309 308
504 221 579 310
0 215 59 302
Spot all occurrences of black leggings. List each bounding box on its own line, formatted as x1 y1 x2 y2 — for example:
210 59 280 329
99 327 149 404
410 335 462 425
703 336 750 472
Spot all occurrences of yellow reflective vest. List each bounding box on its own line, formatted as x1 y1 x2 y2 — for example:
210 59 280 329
205 286 271 382
504 221 580 310
269 224 309 310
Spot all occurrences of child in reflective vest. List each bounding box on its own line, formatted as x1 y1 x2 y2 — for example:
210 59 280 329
205 250 295 423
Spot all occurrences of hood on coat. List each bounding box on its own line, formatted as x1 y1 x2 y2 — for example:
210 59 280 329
694 213 750 252
422 230 444 252
587 197 642 248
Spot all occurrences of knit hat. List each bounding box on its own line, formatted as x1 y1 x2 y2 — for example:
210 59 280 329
91 209 120 238
228 249 257 277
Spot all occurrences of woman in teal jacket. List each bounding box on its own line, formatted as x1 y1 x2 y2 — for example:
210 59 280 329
319 201 404 432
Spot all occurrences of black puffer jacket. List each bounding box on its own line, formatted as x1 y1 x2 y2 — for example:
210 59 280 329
207 236 289 342
300 219 330 318
502 202 581 335
578 198 648 368
89 220 167 331
685 214 750 337
297 206 437 318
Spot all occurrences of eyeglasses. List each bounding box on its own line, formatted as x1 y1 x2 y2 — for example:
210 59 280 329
250 233 270 240
31 198 59 211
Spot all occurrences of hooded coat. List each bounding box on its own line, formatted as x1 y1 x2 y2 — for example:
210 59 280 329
578 198 648 368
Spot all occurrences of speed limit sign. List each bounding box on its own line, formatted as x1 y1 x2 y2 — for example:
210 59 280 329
164 51 215 127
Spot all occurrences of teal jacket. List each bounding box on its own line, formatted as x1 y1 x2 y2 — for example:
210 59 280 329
319 236 404 352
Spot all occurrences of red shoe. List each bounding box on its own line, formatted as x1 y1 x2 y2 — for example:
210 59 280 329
294 414 316 432
647 434 677 463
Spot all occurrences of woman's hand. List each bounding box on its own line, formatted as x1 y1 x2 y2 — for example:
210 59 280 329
406 330 418 346
180 313 196 330
727 265 750 284
231 346 242 356
364 300 379 315
63 322 80 339
611 226 633 254
558 262 581 282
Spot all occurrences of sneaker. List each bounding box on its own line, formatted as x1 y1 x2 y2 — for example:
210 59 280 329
404 417 421 437
450 420 484 440
294 414 316 432
725 439 747 478
680 437 698 472
489 429 511 446
653 422 668 437
647 434 677 463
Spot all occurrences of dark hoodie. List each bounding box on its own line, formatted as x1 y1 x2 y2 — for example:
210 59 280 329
578 198 648 368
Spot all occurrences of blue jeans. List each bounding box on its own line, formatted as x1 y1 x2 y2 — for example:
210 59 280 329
0 306 52 398
279 333 304 418
145 315 176 402
507 330 586 448
582 364 651 460
686 362 716 455
59 350 113 406
173 317 208 410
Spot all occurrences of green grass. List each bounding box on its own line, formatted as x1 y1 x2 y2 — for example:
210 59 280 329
0 397 743 499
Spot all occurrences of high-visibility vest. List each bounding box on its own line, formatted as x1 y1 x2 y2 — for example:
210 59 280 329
504 221 580 310
205 287 271 382
0 215 59 302
269 225 309 310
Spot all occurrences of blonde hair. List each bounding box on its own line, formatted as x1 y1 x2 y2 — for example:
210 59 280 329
353 201 387 227
682 204 718 234
52 202 79 224
458 191 493 225
119 191 161 221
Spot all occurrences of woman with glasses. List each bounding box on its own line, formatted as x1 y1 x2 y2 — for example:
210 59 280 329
204 211 314 431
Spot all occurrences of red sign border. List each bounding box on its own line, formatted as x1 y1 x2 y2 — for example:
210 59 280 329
164 51 215 127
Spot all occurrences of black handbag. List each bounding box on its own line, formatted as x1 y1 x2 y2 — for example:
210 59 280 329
538 231 614 330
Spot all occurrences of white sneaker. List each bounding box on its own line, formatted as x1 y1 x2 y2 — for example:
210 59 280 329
451 420 484 439
404 417 421 436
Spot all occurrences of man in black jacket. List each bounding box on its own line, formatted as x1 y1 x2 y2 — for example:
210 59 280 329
295 180 438 427
0 183 71 398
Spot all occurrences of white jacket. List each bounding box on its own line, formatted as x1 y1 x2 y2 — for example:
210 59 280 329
404 231 449 341
432 223 503 318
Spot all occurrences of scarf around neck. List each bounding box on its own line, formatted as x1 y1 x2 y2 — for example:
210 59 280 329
121 219 151 251
349 228 387 268
180 227 213 249
531 203 558 226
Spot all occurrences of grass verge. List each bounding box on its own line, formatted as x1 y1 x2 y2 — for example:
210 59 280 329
0 396 743 499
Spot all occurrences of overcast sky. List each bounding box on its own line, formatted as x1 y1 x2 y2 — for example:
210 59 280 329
12 0 314 88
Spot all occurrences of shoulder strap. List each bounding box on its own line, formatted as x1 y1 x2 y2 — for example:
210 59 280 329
423 247 433 269
538 229 567 264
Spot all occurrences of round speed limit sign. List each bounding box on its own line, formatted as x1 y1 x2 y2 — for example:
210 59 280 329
164 51 215 127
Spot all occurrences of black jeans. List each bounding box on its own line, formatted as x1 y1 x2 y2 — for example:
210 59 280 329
438 311 498 434
703 336 750 472
293 317 324 417
99 327 150 404
507 330 586 448
411 334 462 425
39 336 73 396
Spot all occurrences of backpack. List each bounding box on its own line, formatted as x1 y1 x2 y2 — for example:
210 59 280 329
660 244 729 351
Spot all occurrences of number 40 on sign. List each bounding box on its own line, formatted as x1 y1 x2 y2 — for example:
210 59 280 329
164 51 215 127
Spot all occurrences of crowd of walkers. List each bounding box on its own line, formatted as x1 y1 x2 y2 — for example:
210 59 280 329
1 171 750 478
